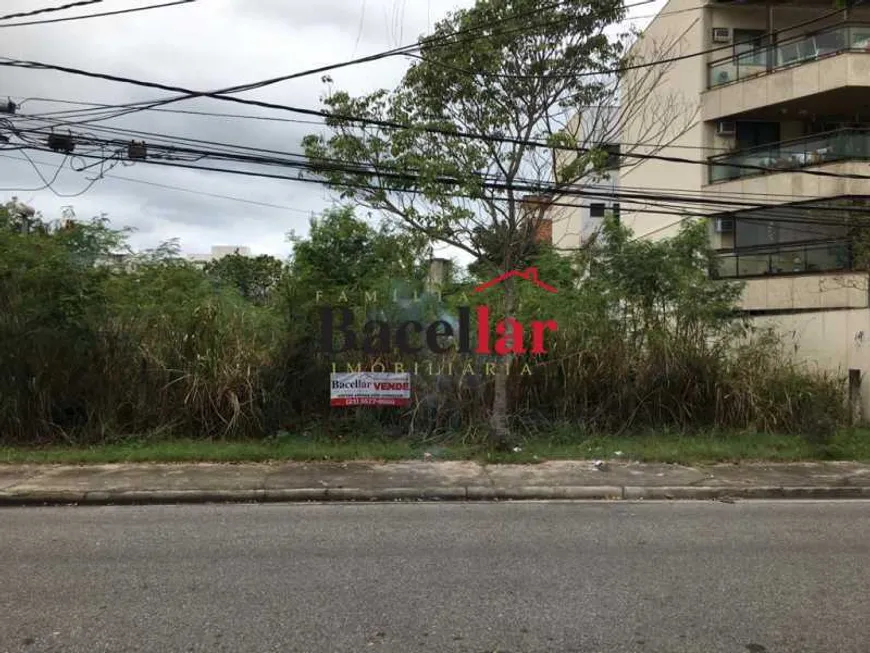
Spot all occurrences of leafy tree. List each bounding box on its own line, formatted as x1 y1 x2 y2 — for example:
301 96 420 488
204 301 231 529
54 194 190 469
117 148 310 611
204 252 286 305
303 0 692 445
287 205 429 296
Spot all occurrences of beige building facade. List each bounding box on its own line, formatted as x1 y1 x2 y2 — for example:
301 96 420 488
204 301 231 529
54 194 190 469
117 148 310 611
611 0 870 418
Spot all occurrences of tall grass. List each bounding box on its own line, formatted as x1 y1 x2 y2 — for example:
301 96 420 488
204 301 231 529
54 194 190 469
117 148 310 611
0 206 849 446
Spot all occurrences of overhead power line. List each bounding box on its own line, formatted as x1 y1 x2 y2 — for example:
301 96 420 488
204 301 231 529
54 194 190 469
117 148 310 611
17 0 655 127
5 132 869 255
1 147 852 251
0 1 843 151
161 1 839 98
8 108 870 226
0 151 317 214
0 0 195 28
15 144 870 240
0 0 105 21
4 23 870 188
8 0 829 131
13 108 870 211
7 129 870 227
14 97 333 127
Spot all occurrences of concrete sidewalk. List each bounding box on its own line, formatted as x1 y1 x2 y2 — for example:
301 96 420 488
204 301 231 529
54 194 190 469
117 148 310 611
3 459 870 505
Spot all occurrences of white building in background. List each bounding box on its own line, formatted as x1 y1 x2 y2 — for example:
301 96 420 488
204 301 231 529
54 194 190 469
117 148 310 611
559 0 870 420
548 108 622 251
187 245 252 264
549 174 621 252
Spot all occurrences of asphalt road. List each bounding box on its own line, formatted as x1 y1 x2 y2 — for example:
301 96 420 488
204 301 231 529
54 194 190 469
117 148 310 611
2 501 869 653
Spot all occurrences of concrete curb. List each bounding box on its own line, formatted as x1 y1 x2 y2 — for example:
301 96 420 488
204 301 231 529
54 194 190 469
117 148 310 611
2 485 870 506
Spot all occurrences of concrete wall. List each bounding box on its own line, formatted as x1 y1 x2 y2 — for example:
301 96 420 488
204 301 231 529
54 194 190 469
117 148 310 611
618 0 706 241
736 272 870 419
750 305 870 420
704 53 870 120
549 105 622 250
548 194 584 251
704 159 870 196
739 273 870 311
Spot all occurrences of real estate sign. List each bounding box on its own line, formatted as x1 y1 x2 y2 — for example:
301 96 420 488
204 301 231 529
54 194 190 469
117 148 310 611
330 372 411 407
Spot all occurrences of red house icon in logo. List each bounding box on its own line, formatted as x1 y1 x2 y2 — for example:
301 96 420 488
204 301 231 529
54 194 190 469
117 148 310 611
473 267 557 294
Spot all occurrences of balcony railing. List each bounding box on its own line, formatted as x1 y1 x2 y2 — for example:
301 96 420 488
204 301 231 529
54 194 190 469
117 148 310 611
712 239 852 279
707 22 870 88
707 129 870 183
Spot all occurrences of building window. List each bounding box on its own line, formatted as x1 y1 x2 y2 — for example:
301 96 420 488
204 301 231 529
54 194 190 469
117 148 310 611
589 203 606 218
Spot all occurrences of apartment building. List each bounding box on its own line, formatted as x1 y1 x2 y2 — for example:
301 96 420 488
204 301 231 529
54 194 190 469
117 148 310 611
615 0 870 418
187 245 252 265
548 108 623 251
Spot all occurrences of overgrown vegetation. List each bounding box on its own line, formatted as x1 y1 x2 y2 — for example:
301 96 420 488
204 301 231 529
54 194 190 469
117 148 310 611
303 0 697 445
0 199 847 448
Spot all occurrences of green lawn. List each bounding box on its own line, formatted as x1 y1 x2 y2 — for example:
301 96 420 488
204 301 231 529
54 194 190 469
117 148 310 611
2 429 870 465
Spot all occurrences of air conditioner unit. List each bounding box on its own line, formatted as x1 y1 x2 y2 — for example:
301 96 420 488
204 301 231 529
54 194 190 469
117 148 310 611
717 120 737 136
715 217 735 233
712 27 731 43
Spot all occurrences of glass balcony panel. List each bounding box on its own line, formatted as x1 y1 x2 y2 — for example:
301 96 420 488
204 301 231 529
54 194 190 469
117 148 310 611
708 22 870 88
849 26 870 50
709 60 734 86
737 254 770 277
814 27 847 56
805 243 849 271
715 254 738 279
715 240 852 279
707 129 870 183
771 248 806 274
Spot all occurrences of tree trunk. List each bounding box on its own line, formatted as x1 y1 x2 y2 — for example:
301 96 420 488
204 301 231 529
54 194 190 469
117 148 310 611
489 277 514 449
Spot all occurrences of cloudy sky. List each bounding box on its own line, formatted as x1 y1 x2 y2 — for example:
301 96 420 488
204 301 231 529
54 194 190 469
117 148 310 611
0 0 664 260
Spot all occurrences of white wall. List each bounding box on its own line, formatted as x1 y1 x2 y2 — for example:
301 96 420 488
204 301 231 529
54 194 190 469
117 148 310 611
751 305 870 421
550 175 620 251
618 0 707 241
187 245 252 263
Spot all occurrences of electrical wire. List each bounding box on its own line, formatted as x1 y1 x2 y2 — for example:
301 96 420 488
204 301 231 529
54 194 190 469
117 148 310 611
221 3 840 88
15 148 105 197
0 151 318 214
13 0 606 126
10 117 870 224
4 130 867 254
0 0 195 28
8 0 833 132
0 0 105 21
18 146 868 253
7 46 870 186
12 99 752 162
8 110 870 227
0 0 672 131
8 103 870 227
8 130 870 231
0 0 849 187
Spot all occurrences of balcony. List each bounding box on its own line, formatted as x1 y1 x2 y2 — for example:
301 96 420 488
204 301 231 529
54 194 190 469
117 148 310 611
707 129 870 184
713 239 852 279
708 23 870 89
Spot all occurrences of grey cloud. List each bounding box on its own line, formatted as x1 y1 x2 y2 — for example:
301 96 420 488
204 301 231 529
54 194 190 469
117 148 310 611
0 0 474 256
